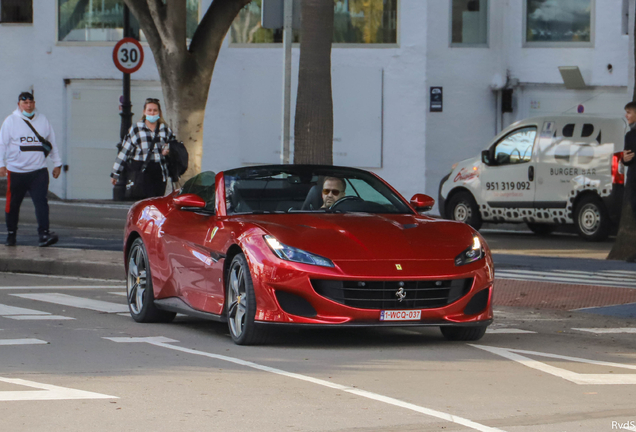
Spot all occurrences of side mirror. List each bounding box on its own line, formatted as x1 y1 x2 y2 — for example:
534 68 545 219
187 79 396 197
173 193 206 210
481 150 492 165
410 194 435 212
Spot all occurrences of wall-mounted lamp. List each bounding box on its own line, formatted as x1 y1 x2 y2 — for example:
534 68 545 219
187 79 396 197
558 66 586 89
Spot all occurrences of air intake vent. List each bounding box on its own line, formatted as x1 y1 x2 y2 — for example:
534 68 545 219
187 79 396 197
311 278 473 310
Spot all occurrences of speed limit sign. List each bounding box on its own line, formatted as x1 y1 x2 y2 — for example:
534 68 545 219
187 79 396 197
113 37 144 74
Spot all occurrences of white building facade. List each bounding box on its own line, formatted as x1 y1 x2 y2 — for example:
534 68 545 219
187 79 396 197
0 0 633 213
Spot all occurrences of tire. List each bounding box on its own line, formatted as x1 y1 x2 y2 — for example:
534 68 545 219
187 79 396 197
127 238 176 323
574 195 611 242
526 223 555 236
447 192 482 230
440 325 487 341
226 253 266 345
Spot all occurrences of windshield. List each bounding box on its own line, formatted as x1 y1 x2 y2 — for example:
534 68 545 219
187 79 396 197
223 165 412 215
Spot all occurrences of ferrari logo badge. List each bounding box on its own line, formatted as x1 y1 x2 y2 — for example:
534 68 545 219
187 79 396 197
395 264 402 270
395 287 406 302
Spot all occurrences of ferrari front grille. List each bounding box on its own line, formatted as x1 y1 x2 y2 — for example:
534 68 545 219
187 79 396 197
311 278 473 310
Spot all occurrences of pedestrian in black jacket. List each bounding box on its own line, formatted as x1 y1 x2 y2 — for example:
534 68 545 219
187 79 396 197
622 102 636 216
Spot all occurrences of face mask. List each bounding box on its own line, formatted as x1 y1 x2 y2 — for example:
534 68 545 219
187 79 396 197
146 115 160 123
22 111 35 118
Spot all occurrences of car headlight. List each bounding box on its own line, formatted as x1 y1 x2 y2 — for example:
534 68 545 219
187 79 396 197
455 236 484 266
264 235 334 267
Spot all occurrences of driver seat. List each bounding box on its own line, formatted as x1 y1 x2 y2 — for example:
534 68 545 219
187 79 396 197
301 185 323 210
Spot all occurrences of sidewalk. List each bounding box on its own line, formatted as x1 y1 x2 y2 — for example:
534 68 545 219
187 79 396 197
0 245 124 280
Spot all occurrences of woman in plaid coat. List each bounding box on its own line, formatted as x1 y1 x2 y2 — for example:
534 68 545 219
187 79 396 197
110 98 175 199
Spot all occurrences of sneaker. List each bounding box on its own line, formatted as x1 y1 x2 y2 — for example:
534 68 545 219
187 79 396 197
5 232 16 247
39 232 58 247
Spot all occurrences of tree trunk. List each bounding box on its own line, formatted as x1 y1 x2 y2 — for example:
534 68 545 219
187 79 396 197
124 0 250 180
293 0 334 165
607 184 636 260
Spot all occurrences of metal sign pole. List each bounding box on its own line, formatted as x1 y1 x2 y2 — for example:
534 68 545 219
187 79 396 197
280 0 293 164
120 4 133 140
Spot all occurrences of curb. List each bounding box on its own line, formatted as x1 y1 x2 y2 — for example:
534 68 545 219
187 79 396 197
0 246 125 281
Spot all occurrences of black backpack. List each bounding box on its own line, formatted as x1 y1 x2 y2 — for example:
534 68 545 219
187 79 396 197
166 140 189 182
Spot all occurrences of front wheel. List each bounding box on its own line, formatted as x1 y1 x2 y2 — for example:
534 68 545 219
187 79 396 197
447 192 482 230
574 196 611 242
127 238 176 323
440 325 487 341
226 253 266 345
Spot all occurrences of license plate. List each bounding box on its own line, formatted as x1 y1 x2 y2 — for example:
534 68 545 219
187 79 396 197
379 310 422 321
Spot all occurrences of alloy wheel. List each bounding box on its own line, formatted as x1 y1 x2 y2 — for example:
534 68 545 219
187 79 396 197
227 261 248 339
127 244 147 315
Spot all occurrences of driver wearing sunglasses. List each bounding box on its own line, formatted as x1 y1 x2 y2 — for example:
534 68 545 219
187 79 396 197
321 176 346 208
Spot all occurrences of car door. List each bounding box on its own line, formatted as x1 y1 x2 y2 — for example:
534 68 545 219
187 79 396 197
479 126 538 216
161 206 215 311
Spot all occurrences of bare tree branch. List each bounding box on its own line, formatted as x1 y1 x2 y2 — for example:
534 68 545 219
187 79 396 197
189 0 251 69
165 0 187 49
123 0 162 51
146 0 170 47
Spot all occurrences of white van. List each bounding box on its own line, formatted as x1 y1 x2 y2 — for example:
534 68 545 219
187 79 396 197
438 116 627 241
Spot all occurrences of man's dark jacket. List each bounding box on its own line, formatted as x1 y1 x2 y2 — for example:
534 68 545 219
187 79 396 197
623 127 636 212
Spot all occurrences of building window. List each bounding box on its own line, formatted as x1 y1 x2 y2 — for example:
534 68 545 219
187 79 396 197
230 0 398 45
1 0 33 23
451 0 488 46
525 0 593 46
58 0 199 42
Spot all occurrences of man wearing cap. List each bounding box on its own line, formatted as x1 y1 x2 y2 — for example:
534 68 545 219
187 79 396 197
0 92 62 247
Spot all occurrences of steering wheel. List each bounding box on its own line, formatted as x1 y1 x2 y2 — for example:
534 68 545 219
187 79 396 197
330 195 363 210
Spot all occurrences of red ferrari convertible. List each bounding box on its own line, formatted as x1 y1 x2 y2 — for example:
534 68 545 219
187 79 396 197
124 165 493 345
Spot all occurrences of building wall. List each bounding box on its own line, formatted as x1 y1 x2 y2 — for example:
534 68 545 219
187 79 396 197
0 0 632 205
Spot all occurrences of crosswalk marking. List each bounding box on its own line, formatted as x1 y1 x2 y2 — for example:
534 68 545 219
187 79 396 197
11 293 128 314
0 338 48 346
6 315 75 321
486 329 537 334
0 377 116 401
0 304 49 316
496 268 636 288
573 328 636 334
0 286 125 291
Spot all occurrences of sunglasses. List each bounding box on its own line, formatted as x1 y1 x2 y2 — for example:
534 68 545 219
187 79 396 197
19 95 34 101
322 188 343 196
145 98 160 103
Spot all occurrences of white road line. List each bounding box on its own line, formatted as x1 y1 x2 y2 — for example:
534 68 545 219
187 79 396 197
0 304 49 316
108 292 127 297
471 345 636 385
486 329 537 334
572 328 636 334
495 273 636 288
12 293 128 314
6 315 75 321
0 338 48 346
0 377 117 401
104 337 506 432
497 269 636 282
0 272 125 282
0 286 125 291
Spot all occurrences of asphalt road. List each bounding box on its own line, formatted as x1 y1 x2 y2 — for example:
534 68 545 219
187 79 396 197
1 272 635 432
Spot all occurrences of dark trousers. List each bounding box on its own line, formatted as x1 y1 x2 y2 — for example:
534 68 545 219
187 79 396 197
5 168 50 236
143 161 167 198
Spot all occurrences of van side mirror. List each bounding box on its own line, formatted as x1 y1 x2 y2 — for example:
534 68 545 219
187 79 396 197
410 194 435 212
481 150 492 165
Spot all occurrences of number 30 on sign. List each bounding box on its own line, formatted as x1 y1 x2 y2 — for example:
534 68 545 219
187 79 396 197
113 37 144 74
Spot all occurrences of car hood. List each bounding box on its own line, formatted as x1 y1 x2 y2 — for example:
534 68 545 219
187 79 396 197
236 213 477 261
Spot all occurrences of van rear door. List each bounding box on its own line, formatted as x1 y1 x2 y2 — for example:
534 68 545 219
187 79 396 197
479 126 538 212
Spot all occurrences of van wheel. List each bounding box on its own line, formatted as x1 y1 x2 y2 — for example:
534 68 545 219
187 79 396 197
526 223 555 236
447 192 482 230
574 196 611 242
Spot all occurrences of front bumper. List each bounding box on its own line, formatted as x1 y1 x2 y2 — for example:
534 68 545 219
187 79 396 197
249 253 494 327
